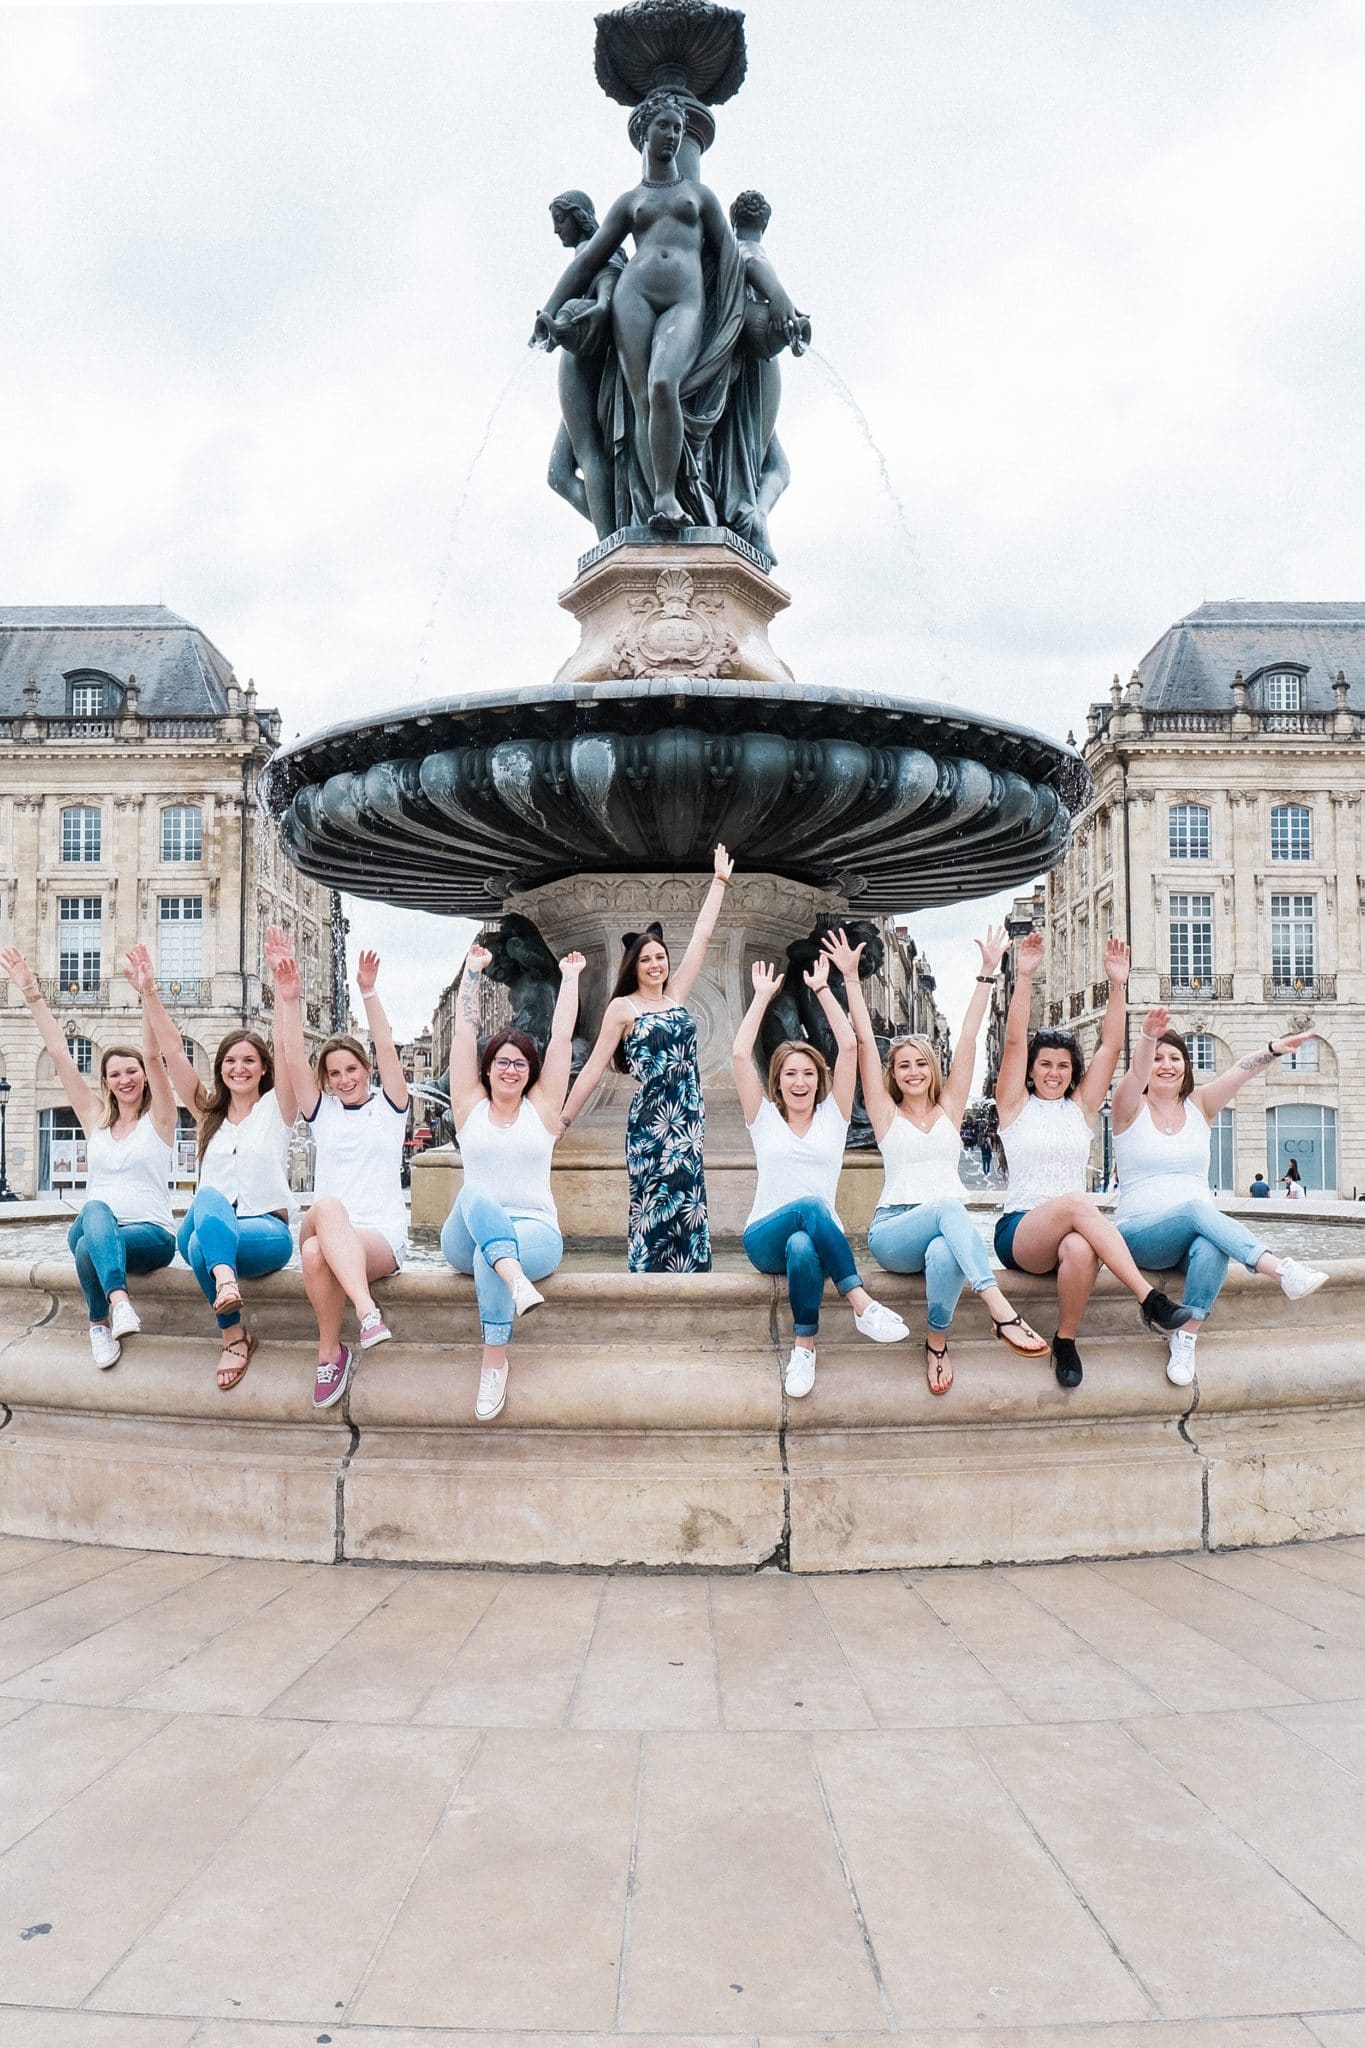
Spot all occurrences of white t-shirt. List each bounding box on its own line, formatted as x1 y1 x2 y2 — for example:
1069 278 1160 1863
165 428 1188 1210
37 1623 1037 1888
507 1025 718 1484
308 1089 408 1258
200 1092 295 1220
745 1095 849 1230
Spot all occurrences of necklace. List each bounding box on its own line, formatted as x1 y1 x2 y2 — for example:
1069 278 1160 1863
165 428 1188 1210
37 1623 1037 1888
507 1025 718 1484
641 175 681 187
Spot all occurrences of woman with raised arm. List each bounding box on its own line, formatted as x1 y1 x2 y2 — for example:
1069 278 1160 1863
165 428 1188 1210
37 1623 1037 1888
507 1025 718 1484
123 941 297 1391
442 942 586 1422
992 933 1192 1388
267 927 410 1411
822 926 1048 1395
1112 1012 1327 1386
561 844 733 1272
733 957 907 1397
2 946 176 1368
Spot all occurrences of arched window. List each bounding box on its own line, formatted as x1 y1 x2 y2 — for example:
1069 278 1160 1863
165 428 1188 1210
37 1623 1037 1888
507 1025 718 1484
1270 804 1312 861
64 670 123 719
67 1033 95 1077
161 805 203 864
1168 804 1210 861
1187 1033 1218 1076
1261 671 1302 712
60 805 101 864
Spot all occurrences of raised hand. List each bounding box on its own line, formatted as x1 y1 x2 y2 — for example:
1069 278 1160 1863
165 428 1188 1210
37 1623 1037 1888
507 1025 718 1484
1104 936 1131 985
1276 1029 1320 1055
713 843 734 883
803 954 831 995
466 942 492 975
270 947 302 1003
1015 931 1045 977
820 926 865 979
263 924 293 973
751 960 784 1002
356 949 380 998
0 944 37 995
975 925 1009 978
1141 1006 1171 1041
558 950 587 977
121 943 156 995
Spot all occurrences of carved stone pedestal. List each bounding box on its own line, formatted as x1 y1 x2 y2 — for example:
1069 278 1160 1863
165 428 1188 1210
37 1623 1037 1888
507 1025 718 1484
554 533 794 687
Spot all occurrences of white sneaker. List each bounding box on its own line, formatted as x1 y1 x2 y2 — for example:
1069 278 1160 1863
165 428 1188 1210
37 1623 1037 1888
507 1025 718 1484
89 1324 121 1370
475 1362 509 1421
1166 1329 1199 1387
109 1299 141 1341
853 1300 909 1344
784 1346 817 1397
511 1275 544 1318
1279 1258 1328 1302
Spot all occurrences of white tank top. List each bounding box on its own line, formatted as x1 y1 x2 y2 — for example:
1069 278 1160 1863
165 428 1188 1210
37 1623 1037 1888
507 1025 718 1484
1113 1101 1212 1223
877 1111 964 1207
309 1090 408 1252
1000 1094 1094 1214
84 1116 175 1232
745 1095 849 1229
199 1092 295 1220
456 1098 558 1229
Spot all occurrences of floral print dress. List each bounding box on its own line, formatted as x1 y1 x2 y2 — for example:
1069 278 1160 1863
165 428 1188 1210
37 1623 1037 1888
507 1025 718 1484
623 1002 711 1272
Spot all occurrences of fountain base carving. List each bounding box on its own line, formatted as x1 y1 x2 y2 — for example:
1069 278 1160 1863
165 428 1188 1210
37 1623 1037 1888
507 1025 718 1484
554 535 793 686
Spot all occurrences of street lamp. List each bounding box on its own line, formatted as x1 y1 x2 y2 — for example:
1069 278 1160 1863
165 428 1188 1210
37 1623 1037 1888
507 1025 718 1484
0 1076 16 1202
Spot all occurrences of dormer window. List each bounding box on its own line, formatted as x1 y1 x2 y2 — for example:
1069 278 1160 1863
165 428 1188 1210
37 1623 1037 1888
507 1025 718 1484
1261 671 1302 712
64 671 123 719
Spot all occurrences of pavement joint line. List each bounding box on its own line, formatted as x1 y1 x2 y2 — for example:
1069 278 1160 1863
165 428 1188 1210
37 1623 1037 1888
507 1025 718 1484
563 1569 611 1727
0 1696 171 1861
612 1728 647 2029
1264 1703 1365 1784
249 1566 411 1722
998 1560 1184 1721
703 1574 726 1728
805 1730 898 2029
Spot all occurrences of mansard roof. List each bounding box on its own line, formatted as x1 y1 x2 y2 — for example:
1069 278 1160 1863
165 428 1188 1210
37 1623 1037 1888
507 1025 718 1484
0 605 237 719
1135 601 1365 712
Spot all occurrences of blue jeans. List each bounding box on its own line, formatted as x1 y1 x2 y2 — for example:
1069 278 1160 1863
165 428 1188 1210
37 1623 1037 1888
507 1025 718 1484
1116 1201 1268 1319
441 1187 563 1346
177 1188 294 1330
742 1199 861 1340
867 1199 993 1332
67 1202 176 1324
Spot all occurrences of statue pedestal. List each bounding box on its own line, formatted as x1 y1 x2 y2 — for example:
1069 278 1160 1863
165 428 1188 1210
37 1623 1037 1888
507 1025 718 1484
554 533 793 686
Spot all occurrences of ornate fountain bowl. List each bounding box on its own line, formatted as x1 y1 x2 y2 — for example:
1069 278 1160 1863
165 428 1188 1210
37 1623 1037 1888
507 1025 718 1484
262 676 1090 917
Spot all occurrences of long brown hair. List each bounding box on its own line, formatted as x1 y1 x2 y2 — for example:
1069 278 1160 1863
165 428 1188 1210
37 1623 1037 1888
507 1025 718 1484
610 924 669 1075
198 1031 276 1166
98 1045 152 1130
1147 1029 1195 1100
766 1040 832 1123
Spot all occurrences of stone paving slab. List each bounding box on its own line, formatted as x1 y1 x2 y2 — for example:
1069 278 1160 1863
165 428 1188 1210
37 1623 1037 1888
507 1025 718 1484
0 1539 1363 2040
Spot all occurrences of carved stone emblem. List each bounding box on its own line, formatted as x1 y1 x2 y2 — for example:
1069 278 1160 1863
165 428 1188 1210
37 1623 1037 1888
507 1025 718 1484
611 568 739 679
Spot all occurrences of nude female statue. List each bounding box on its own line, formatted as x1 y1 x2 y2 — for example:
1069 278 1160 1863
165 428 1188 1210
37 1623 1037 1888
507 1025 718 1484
538 191 623 538
726 190 810 557
533 89 737 532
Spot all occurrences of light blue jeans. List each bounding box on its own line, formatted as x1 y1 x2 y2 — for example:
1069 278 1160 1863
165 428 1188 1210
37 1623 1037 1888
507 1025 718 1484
868 1199 994 1333
441 1187 563 1346
177 1188 294 1330
742 1198 862 1340
67 1203 176 1324
1116 1201 1268 1319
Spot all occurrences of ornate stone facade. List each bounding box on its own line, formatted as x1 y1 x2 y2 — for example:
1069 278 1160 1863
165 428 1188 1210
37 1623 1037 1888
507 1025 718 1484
1043 603 1365 1194
0 605 334 1196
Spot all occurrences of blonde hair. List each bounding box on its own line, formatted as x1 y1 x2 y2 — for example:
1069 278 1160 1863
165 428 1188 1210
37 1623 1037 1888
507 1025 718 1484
884 1033 944 1106
315 1033 372 1093
766 1039 832 1122
98 1044 152 1129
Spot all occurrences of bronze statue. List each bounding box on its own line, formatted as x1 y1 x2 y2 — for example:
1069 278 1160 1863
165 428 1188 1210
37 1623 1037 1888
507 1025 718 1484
759 918 886 1147
540 192 624 540
713 190 809 558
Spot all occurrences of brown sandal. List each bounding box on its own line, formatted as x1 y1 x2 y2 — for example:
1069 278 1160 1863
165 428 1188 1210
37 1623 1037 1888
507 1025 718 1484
992 1314 1050 1358
216 1328 256 1392
212 1276 243 1315
925 1337 953 1395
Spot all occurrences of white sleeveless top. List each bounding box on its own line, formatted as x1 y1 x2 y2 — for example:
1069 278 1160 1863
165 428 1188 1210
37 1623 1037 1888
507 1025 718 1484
84 1116 175 1232
1000 1094 1094 1214
199 1092 295 1220
456 1098 558 1229
1113 1101 1211 1223
309 1090 408 1255
877 1111 964 1207
745 1095 848 1229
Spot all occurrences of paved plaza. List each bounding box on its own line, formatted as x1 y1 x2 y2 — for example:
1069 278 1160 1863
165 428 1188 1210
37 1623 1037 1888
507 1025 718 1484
0 1538 1364 2045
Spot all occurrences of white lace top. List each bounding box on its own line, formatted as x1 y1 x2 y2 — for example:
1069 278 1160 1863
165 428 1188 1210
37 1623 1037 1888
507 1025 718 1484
999 1094 1094 1214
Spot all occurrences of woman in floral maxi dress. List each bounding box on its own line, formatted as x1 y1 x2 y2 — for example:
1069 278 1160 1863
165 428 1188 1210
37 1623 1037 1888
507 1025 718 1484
561 845 733 1271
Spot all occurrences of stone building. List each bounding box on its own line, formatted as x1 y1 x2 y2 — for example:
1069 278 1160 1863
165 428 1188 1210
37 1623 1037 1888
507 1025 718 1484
984 882 1047 1088
1043 601 1364 1195
0 605 335 1196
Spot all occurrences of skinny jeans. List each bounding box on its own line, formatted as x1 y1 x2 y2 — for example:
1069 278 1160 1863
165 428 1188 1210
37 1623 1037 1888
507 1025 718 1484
177 1188 294 1330
441 1187 563 1347
1116 1200 1267 1320
67 1202 176 1324
868 1198 993 1333
742 1198 861 1340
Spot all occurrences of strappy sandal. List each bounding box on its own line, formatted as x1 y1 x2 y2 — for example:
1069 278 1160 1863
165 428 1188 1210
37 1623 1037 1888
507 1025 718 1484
925 1336 953 1395
992 1314 1050 1357
212 1276 243 1315
216 1328 256 1392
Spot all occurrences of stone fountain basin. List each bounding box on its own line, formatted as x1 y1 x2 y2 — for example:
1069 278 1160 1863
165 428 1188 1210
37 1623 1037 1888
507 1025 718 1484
263 678 1089 915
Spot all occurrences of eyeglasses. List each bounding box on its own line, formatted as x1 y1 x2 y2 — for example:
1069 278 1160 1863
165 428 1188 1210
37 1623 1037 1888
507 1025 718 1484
491 1057 529 1073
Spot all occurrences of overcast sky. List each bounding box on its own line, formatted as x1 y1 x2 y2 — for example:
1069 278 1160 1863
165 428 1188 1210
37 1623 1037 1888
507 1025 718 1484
5 0 1364 1040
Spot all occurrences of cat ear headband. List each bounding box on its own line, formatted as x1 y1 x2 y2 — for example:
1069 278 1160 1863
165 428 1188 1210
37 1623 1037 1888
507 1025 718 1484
621 921 665 951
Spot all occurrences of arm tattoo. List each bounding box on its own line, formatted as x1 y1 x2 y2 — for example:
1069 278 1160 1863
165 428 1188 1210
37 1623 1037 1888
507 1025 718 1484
1236 1050 1276 1074
458 968 481 1028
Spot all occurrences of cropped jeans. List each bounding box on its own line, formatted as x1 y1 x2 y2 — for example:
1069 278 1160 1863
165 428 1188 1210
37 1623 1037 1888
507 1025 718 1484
67 1202 176 1325
441 1187 563 1347
177 1188 293 1330
1116 1201 1267 1320
742 1198 861 1340
867 1198 994 1333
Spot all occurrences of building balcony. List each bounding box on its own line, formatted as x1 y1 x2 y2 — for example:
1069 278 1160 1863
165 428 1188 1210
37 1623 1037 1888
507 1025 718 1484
1264 974 1336 1003
155 978 215 1006
1068 991 1085 1018
1159 974 1234 1002
39 978 109 1007
1090 980 1110 1010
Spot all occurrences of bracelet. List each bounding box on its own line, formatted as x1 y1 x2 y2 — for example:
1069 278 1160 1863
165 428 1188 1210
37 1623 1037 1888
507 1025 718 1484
1141 1030 1159 1041
975 975 996 985
1268 1039 1280 1057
